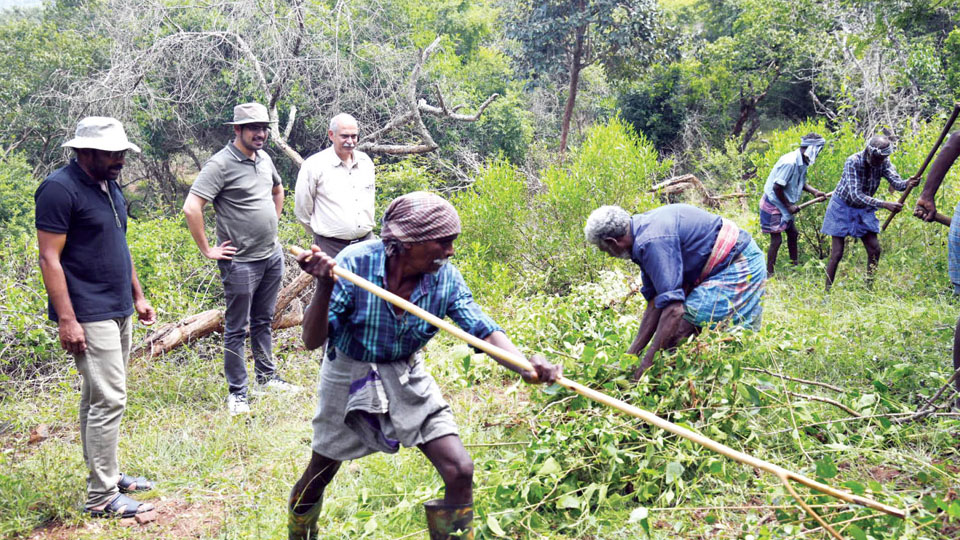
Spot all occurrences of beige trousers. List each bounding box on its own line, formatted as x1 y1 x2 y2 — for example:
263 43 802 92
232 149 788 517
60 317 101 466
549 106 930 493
73 316 132 508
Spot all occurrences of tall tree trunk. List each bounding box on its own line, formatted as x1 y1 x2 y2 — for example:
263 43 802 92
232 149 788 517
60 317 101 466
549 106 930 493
559 23 586 158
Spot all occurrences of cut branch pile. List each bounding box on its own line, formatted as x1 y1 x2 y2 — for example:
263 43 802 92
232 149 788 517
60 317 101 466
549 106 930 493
648 174 748 208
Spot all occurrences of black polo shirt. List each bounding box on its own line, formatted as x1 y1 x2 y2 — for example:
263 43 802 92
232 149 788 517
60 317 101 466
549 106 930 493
35 159 134 323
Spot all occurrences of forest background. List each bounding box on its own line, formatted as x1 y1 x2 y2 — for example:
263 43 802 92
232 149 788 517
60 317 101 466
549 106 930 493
2 0 960 538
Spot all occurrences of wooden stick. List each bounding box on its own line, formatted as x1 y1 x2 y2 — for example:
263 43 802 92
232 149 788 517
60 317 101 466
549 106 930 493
912 206 952 227
288 246 907 522
882 102 960 232
743 366 844 393
796 191 833 211
787 391 860 417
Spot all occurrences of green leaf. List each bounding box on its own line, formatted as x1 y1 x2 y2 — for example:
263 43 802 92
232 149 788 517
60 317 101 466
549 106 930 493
949 500 960 519
815 457 838 479
740 383 762 406
557 494 581 509
538 457 561 476
628 506 648 523
841 481 865 495
665 461 684 483
847 524 867 540
487 515 507 537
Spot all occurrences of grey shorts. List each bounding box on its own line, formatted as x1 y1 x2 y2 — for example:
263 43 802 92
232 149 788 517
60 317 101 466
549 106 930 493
311 349 458 461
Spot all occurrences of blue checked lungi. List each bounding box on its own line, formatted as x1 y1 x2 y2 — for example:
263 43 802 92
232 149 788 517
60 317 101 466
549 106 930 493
683 240 766 329
759 195 790 233
950 202 960 294
820 196 879 238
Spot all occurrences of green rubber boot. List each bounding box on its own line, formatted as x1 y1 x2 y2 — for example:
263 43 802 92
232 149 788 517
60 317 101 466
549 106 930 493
288 487 323 540
424 499 474 540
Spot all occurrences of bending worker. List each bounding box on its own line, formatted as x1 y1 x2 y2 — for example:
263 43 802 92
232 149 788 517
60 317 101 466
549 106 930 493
585 203 766 381
288 191 562 540
759 133 827 275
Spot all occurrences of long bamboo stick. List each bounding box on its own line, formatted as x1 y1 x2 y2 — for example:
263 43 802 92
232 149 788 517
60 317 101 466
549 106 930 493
881 103 960 232
289 246 906 529
796 191 833 211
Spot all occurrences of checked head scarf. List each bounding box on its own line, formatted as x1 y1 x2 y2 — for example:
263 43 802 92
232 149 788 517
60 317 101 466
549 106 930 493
381 191 461 255
865 136 894 161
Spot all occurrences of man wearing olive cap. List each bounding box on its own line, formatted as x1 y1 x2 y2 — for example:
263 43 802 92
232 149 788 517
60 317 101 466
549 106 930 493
183 103 299 416
35 116 157 518
821 135 918 290
287 191 562 540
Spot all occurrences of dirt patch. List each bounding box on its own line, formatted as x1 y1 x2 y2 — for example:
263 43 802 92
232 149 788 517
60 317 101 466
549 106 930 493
867 466 901 484
28 497 224 540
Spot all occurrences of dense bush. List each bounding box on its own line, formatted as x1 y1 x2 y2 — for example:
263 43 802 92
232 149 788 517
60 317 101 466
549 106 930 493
454 117 671 298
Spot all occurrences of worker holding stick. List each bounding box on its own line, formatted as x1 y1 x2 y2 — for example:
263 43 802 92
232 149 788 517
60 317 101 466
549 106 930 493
821 135 918 291
287 191 562 540
914 131 960 409
758 133 828 275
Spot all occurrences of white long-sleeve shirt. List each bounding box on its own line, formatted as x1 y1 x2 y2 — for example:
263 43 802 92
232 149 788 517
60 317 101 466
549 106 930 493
294 146 375 240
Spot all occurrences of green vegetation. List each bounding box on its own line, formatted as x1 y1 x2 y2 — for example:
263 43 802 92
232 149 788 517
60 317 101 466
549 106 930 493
3 0 960 538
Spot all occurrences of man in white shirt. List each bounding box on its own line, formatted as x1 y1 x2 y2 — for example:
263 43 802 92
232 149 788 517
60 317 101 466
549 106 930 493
294 113 376 258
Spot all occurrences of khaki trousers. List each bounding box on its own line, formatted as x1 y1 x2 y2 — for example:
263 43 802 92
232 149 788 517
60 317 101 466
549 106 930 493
73 316 132 508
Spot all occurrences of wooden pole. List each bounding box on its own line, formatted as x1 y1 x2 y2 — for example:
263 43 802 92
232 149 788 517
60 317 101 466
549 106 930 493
881 103 960 232
796 191 833 211
289 246 906 527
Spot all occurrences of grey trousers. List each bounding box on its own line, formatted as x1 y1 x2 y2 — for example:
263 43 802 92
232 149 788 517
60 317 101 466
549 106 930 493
74 315 132 509
218 247 284 395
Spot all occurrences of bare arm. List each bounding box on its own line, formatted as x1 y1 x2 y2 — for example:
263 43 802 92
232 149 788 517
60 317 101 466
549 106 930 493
802 183 825 198
37 230 85 354
626 301 661 356
917 132 960 221
182 193 236 260
633 301 687 380
129 255 156 326
297 246 337 350
773 184 799 214
483 331 562 384
272 183 284 218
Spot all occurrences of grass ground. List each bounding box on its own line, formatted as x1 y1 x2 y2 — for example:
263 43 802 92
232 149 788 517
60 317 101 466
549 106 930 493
2 214 960 539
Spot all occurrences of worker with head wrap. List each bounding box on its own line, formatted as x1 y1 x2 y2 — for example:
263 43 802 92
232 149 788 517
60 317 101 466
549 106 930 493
821 135 918 291
758 133 828 275
287 191 562 540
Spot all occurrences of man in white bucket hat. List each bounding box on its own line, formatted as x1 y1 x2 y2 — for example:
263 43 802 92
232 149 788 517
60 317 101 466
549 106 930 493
183 103 300 416
35 116 158 518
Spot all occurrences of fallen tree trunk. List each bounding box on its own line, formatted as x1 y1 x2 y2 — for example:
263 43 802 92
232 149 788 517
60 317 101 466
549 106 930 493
133 270 315 360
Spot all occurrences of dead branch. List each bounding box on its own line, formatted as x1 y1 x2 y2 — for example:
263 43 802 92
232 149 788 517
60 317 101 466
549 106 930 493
133 269 314 360
648 174 748 208
788 391 861 418
892 366 960 424
744 367 845 393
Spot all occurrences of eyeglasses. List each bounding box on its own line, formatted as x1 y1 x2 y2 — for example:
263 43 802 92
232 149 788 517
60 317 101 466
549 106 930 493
100 150 127 160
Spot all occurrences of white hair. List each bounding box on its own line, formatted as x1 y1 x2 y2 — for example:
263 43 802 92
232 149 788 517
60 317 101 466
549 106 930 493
584 205 631 246
329 113 358 134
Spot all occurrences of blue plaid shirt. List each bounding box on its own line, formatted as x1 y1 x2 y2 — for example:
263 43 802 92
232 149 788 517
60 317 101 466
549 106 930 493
834 151 907 209
328 240 502 363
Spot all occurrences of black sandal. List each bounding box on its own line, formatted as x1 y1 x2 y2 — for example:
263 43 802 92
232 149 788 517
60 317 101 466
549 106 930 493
86 493 153 518
118 473 153 493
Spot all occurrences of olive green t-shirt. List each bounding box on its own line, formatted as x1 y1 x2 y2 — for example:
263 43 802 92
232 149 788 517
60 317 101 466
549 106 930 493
190 143 282 262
